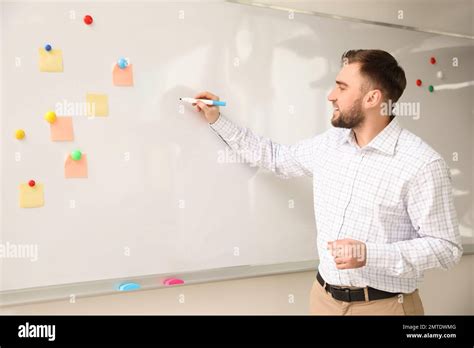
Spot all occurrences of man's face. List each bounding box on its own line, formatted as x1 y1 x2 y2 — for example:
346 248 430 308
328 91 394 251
327 63 367 129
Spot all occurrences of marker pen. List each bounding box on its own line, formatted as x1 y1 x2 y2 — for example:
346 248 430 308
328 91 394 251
180 98 226 107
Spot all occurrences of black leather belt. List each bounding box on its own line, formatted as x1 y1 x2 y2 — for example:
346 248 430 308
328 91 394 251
317 272 399 302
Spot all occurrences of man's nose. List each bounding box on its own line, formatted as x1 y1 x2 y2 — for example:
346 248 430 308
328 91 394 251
328 89 336 102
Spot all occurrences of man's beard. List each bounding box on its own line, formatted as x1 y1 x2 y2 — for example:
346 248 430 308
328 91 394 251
331 98 365 129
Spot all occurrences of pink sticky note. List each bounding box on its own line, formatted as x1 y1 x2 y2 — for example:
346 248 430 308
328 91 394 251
50 116 74 141
65 154 88 178
113 64 134 86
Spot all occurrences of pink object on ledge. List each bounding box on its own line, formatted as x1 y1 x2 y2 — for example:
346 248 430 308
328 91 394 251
163 278 184 286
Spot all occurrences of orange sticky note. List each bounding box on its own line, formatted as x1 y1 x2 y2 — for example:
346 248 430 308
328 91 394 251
65 154 88 178
19 183 44 208
50 116 74 141
38 48 63 72
113 64 134 86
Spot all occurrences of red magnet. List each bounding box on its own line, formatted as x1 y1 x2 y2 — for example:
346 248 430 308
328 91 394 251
416 79 422 86
28 180 36 187
430 57 436 65
84 15 93 25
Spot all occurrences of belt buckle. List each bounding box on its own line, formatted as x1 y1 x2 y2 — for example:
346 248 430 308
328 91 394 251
331 287 351 302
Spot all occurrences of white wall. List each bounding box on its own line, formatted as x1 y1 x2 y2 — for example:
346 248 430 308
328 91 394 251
249 0 473 37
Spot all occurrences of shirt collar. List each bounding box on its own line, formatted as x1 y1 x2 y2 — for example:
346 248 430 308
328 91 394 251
338 117 402 156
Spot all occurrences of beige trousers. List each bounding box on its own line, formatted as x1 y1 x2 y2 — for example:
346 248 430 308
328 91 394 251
309 278 424 315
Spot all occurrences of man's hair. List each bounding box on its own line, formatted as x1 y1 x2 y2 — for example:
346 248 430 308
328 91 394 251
341 49 407 104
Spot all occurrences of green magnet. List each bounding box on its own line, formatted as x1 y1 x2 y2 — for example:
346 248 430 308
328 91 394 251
71 150 82 161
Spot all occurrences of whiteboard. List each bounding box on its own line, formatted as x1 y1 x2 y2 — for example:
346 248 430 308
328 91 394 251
1 1 472 296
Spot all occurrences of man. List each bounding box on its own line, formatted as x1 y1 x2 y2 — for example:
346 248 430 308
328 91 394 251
193 49 463 315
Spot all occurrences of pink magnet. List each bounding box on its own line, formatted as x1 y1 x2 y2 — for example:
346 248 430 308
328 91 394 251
163 278 184 286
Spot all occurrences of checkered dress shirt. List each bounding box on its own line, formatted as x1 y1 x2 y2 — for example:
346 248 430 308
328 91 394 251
210 114 463 293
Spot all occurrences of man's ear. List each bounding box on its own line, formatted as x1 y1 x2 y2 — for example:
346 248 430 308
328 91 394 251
363 89 383 108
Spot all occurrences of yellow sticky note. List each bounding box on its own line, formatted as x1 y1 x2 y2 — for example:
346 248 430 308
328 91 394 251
38 48 63 72
50 116 74 141
65 154 88 178
19 183 44 208
86 94 108 117
113 64 134 86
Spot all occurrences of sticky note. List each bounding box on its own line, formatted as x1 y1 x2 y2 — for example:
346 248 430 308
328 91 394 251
113 64 134 86
50 116 74 141
65 154 88 178
19 183 44 208
38 48 63 72
86 94 108 117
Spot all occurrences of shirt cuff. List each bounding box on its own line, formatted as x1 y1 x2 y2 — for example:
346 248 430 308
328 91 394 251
208 114 240 141
365 242 398 269
209 113 224 128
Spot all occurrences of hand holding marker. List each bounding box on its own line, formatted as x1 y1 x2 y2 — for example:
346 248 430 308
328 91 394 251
180 91 225 124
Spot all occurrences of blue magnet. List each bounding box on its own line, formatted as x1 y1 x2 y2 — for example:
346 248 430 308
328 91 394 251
45 44 52 52
118 282 140 291
117 57 128 69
